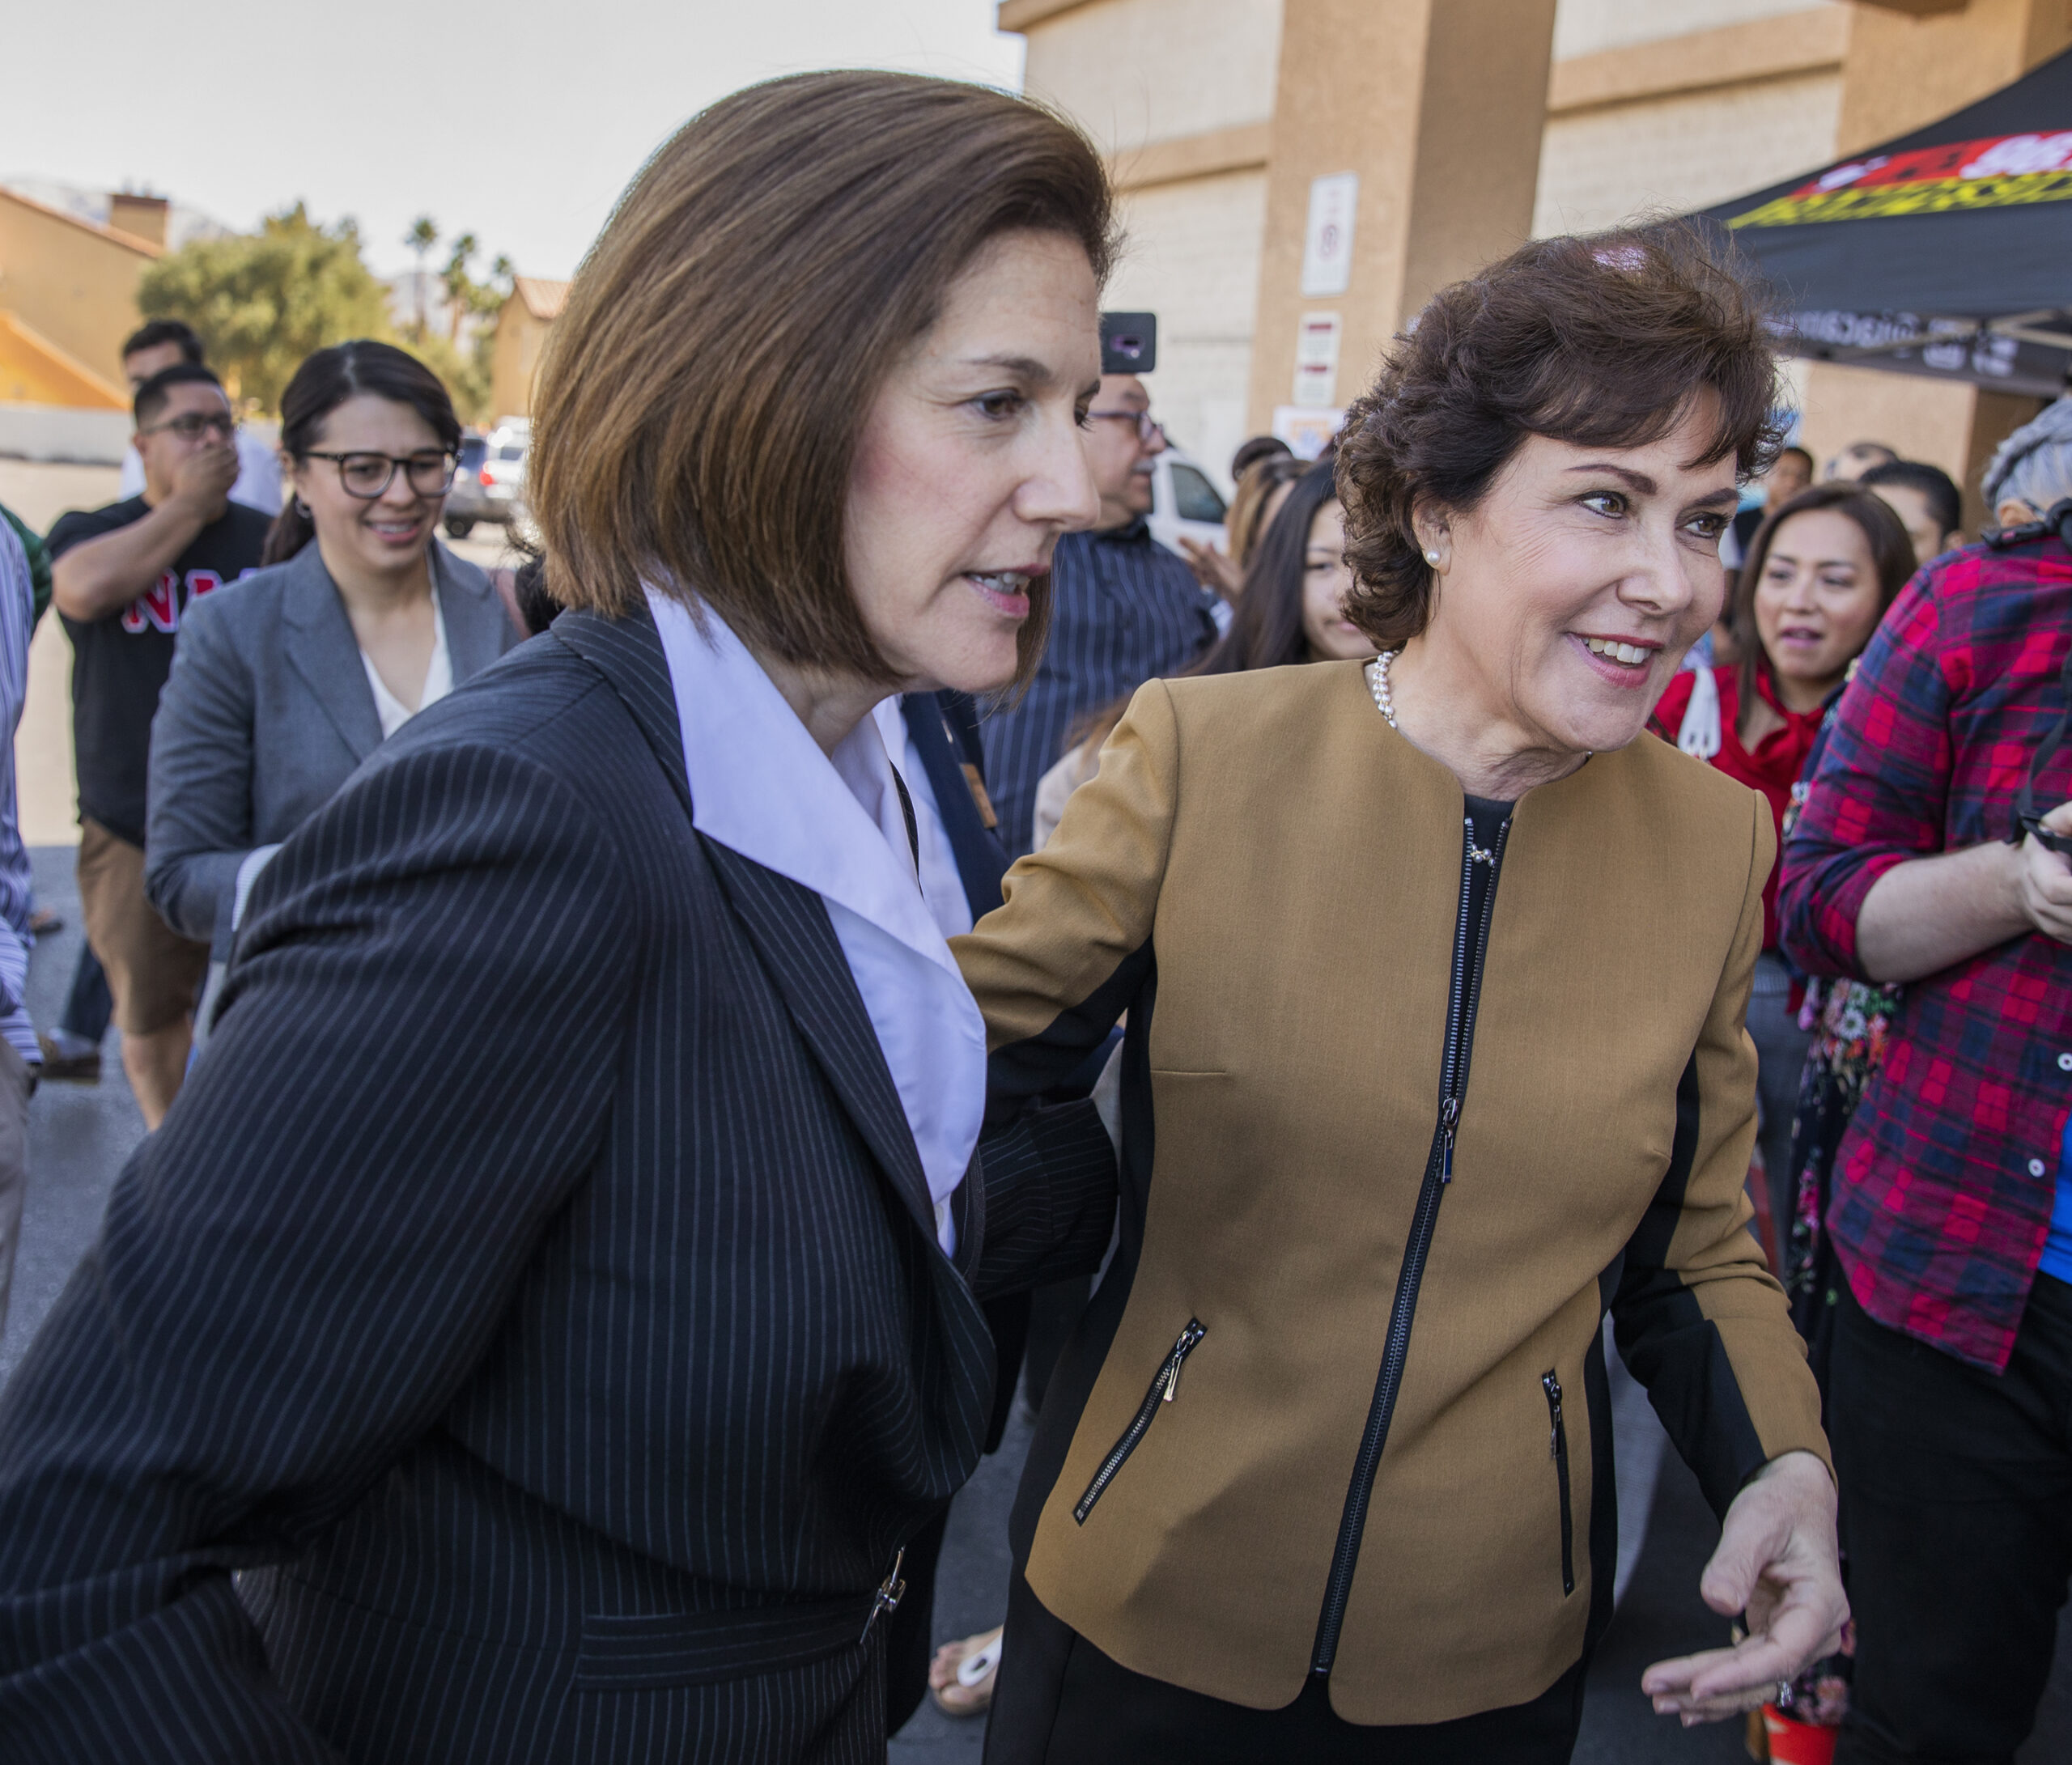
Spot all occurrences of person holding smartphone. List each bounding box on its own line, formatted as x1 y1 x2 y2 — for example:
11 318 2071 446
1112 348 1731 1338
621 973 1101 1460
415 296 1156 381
1780 426 2072 1764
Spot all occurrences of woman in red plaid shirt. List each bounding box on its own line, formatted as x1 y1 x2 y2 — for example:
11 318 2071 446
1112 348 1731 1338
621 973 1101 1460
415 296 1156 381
1778 397 2072 1765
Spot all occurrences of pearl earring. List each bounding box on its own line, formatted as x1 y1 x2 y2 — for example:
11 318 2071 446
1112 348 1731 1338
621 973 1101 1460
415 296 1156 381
1423 549 1440 566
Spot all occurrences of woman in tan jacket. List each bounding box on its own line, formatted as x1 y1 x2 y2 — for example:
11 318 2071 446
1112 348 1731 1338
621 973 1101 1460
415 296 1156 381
957 223 1845 1763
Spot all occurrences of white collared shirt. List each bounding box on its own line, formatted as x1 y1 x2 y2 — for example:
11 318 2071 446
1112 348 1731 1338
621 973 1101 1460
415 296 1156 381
648 592 986 1254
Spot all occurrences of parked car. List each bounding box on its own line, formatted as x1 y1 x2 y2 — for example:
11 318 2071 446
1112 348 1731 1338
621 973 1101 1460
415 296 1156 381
1147 446 1228 558
444 435 490 538
444 423 529 540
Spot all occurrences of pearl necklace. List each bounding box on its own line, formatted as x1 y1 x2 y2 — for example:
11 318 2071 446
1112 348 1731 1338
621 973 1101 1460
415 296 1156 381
1366 649 1403 729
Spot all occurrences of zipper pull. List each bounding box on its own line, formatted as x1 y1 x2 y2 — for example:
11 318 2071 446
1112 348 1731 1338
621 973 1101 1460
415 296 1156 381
1164 1319 1206 1402
1543 1373 1563 1457
1441 1096 1459 1185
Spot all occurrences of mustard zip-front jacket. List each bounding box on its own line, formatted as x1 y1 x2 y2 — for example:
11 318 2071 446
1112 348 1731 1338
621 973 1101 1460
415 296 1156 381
953 658 1830 1728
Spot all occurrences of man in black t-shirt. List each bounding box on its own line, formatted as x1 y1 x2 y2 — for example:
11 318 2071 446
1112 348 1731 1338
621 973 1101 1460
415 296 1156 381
48 362 269 1126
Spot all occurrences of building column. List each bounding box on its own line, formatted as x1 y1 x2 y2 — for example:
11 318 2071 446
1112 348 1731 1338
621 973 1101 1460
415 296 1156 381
1802 0 2072 531
1245 0 1558 438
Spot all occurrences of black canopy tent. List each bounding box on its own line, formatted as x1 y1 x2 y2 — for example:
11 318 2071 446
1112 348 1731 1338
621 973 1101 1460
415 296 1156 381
1701 45 2072 398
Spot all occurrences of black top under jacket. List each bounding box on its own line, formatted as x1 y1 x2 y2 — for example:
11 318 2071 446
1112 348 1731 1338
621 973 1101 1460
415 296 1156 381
0 608 1117 1763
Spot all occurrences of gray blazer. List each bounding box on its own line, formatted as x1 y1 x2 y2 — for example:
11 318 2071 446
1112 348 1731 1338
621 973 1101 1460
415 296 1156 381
146 540 518 955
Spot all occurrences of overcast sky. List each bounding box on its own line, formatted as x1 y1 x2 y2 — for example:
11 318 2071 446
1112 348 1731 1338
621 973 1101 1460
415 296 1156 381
5 0 1025 281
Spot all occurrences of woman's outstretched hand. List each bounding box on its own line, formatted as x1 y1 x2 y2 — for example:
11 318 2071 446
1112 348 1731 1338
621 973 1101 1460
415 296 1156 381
1641 1449 1846 1725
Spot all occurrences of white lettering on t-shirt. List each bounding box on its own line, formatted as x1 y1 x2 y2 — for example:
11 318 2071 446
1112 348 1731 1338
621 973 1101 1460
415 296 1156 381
117 566 256 634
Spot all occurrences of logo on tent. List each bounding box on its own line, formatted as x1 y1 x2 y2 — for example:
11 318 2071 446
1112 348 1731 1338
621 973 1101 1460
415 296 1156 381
1731 131 2072 227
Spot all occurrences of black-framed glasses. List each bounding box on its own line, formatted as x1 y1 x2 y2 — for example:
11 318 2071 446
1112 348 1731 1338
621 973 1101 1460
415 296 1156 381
304 449 458 499
1086 409 1165 443
142 411 238 442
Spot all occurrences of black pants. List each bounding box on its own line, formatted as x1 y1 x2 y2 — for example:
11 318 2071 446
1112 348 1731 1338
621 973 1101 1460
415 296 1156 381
59 943 112 1043
983 1568 1586 1765
1830 1274 2072 1764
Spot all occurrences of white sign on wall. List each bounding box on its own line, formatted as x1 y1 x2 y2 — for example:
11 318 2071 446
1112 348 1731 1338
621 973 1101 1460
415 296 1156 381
1272 405 1344 461
1293 312 1343 409
1301 172 1359 297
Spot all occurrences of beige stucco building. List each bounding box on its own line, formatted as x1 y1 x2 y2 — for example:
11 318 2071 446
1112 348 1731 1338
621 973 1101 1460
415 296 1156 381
1005 0 2072 524
0 187 161 412
488 276 570 424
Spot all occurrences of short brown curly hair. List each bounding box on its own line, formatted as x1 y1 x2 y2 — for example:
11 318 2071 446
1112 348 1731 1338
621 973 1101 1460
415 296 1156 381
1335 221 1785 649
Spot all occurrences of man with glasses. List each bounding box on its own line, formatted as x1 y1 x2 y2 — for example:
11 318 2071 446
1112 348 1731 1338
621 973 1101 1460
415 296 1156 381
116 320 282 517
46 363 270 1126
982 370 1219 859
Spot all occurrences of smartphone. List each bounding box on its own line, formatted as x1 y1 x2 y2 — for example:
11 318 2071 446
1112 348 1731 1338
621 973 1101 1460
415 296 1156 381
1100 312 1157 375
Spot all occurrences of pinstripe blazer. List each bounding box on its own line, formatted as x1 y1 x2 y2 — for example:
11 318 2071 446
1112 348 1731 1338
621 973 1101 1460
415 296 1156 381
0 608 1116 1763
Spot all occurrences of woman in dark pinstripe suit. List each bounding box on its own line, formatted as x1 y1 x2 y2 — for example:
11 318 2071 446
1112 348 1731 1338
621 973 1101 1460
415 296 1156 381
0 72 1119 1763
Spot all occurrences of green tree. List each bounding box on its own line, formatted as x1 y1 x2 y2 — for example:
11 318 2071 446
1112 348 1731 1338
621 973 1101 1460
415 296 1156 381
136 204 391 414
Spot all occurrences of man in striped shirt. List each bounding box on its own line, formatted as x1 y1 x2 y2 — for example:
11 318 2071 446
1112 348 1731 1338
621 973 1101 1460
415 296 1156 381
0 516 40 1333
983 373 1221 857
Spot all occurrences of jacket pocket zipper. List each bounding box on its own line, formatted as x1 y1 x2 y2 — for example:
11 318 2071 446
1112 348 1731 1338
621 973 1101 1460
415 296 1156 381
1543 1371 1575 1597
1072 1318 1206 1524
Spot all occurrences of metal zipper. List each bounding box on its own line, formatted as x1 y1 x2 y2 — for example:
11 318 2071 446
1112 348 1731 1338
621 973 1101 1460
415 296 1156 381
1310 813 1509 1676
1543 1372 1576 1597
1072 1317 1208 1525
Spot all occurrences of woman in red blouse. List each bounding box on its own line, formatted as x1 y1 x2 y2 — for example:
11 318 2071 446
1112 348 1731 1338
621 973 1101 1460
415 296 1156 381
1653 482 1914 1245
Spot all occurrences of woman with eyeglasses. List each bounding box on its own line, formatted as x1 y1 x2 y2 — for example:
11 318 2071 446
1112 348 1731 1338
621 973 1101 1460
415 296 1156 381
145 340 517 999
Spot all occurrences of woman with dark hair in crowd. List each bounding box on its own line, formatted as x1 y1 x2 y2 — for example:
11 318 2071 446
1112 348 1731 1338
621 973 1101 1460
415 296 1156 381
0 73 1120 1762
1197 455 1374 673
1023 459 1369 852
957 222 1844 1759
1652 482 1913 1246
145 341 517 991
1180 451 1309 600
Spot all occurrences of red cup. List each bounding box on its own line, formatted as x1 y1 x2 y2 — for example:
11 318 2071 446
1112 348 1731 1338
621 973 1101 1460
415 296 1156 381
1763 1705 1839 1765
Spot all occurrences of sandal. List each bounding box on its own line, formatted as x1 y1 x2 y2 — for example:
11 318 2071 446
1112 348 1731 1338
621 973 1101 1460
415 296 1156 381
928 1623 1004 1717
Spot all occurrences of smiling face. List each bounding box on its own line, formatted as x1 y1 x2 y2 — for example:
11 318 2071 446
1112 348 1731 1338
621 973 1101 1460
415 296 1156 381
1751 506 1887 711
290 393 447 582
1300 499 1369 661
843 228 1103 696
1410 400 1739 766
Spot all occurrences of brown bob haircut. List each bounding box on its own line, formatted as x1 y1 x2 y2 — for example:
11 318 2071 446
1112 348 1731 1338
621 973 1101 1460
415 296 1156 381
1335 220 1785 648
1729 482 1913 733
529 70 1115 686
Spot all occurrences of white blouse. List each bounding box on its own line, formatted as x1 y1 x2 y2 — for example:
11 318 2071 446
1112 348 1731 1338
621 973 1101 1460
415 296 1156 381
359 588 453 740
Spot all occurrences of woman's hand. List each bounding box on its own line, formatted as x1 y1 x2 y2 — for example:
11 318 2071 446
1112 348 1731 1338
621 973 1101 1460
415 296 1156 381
1641 1450 1846 1725
1176 535 1242 600
2014 800 2072 944
1854 800 2072 982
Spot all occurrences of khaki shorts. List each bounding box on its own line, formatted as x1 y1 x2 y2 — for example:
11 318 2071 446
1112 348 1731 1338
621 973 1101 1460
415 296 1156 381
78 818 210 1037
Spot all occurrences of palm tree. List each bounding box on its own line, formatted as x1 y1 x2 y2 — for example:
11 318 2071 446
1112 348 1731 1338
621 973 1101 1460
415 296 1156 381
442 231 479 340
404 215 439 338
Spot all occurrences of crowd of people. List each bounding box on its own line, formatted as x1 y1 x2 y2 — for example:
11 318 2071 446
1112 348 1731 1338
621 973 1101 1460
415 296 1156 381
0 66 2066 1765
